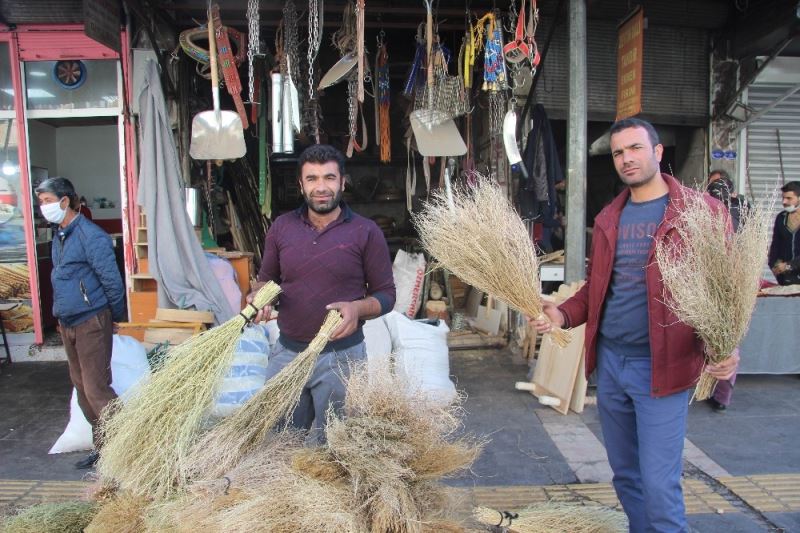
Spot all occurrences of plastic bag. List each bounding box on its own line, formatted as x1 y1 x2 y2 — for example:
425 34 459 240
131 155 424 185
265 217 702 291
211 324 270 418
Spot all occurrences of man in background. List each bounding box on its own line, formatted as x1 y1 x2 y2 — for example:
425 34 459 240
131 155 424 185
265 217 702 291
35 177 125 469
769 180 800 285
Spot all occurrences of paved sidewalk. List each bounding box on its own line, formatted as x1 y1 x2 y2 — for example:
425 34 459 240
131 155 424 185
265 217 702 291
2 351 799 531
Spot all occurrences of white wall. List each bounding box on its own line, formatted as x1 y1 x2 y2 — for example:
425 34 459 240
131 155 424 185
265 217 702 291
27 120 58 177
56 125 120 218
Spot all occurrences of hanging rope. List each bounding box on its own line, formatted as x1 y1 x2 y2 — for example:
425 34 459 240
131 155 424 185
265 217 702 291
376 36 391 163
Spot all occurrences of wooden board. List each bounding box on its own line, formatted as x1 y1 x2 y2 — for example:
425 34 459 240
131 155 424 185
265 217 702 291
155 308 215 324
531 327 585 414
144 327 197 346
569 342 589 413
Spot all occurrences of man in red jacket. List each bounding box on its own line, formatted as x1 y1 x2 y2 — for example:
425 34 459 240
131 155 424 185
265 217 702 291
531 118 738 532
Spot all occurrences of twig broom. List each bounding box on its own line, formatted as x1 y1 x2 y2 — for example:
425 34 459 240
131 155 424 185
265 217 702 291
412 175 570 346
96 282 281 498
655 192 770 401
184 310 343 480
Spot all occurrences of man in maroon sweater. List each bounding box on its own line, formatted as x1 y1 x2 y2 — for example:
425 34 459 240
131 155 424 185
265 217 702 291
253 144 395 442
531 118 738 532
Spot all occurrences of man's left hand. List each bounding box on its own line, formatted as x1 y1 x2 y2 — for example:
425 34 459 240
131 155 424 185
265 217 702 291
326 301 360 340
705 348 740 380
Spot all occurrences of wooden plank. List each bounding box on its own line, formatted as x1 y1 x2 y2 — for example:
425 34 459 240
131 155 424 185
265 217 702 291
447 331 507 350
569 326 589 413
531 332 581 414
155 307 215 324
144 327 196 345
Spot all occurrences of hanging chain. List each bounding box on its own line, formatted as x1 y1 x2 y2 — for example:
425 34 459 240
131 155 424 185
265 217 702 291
246 0 260 103
307 0 323 141
347 76 357 139
307 0 323 102
283 0 300 85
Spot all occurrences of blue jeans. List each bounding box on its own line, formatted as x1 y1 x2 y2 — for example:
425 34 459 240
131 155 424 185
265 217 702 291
597 340 689 533
265 340 366 444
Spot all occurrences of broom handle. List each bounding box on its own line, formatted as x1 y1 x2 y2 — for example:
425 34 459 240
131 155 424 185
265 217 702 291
208 5 221 117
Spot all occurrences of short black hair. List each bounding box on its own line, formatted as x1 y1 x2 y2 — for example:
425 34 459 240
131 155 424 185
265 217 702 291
709 169 730 182
34 177 77 205
781 181 800 196
609 117 660 147
296 144 346 180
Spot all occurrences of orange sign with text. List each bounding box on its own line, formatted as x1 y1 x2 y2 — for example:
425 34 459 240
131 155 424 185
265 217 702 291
616 8 644 120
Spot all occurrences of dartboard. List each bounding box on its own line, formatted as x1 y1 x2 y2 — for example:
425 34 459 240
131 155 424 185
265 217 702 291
53 60 87 89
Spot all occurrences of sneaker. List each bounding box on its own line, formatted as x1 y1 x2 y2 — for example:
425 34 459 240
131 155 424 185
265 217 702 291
707 398 727 412
74 450 100 469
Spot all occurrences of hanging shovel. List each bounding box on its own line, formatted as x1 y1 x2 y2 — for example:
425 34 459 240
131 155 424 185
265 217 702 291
502 109 528 179
189 5 246 161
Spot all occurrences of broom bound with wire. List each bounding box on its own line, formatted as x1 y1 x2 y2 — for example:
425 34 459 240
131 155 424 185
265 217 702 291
412 175 570 346
654 190 771 402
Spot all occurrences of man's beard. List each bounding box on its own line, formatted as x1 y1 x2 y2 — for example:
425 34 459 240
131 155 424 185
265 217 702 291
305 187 343 214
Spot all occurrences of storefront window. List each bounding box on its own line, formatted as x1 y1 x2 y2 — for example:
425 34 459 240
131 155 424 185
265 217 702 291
0 43 13 111
24 59 119 111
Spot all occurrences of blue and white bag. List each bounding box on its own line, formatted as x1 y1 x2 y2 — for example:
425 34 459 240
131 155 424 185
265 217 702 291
212 324 271 418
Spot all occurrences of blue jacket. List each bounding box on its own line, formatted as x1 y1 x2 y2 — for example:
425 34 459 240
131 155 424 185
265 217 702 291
51 214 126 326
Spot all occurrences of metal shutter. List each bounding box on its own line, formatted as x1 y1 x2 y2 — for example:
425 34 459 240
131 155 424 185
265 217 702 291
533 19 708 125
745 83 800 209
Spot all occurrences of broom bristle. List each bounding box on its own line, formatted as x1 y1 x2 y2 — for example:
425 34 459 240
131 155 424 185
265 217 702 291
654 191 771 401
473 503 628 533
2 501 98 533
84 493 148 533
412 175 570 346
184 310 343 480
96 282 281 498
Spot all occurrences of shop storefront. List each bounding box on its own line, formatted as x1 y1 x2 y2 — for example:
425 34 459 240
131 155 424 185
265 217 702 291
0 25 134 347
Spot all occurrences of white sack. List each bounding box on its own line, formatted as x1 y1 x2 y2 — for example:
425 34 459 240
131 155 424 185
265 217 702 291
49 335 150 454
383 311 456 405
212 324 270 418
391 250 426 319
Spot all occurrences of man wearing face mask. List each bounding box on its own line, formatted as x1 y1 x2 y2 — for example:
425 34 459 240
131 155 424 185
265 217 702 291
35 177 125 469
250 144 395 443
768 181 800 286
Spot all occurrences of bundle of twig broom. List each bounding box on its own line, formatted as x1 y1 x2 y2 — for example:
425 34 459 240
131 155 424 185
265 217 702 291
97 282 281 498
413 175 570 346
655 190 770 401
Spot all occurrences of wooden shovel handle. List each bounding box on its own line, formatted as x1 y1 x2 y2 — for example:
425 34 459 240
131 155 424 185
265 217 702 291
208 5 219 90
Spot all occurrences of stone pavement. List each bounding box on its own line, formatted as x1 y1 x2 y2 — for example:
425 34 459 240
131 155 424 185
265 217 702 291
2 349 800 531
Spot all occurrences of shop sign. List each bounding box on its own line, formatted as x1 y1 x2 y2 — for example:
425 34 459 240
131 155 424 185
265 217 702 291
616 7 644 120
83 0 121 53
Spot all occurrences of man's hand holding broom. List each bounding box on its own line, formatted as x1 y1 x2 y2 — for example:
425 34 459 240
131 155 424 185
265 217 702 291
704 348 740 381
527 302 567 334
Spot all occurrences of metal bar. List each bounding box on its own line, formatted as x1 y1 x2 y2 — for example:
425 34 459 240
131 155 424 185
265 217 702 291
565 0 587 283
715 35 794 121
732 81 800 135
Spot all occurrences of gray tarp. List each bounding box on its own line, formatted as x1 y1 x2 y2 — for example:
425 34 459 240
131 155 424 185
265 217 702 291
136 60 235 324
738 296 800 374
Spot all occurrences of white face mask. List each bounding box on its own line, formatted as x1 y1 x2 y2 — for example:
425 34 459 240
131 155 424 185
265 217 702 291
41 199 68 224
785 204 799 214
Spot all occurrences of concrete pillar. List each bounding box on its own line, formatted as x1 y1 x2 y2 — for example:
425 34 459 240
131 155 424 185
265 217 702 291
565 0 588 282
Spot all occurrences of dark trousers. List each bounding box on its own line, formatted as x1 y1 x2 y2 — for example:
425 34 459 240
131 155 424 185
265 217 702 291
60 308 117 448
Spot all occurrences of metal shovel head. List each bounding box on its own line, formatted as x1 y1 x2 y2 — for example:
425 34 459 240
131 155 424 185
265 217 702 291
410 113 467 157
189 109 247 160
318 52 357 90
